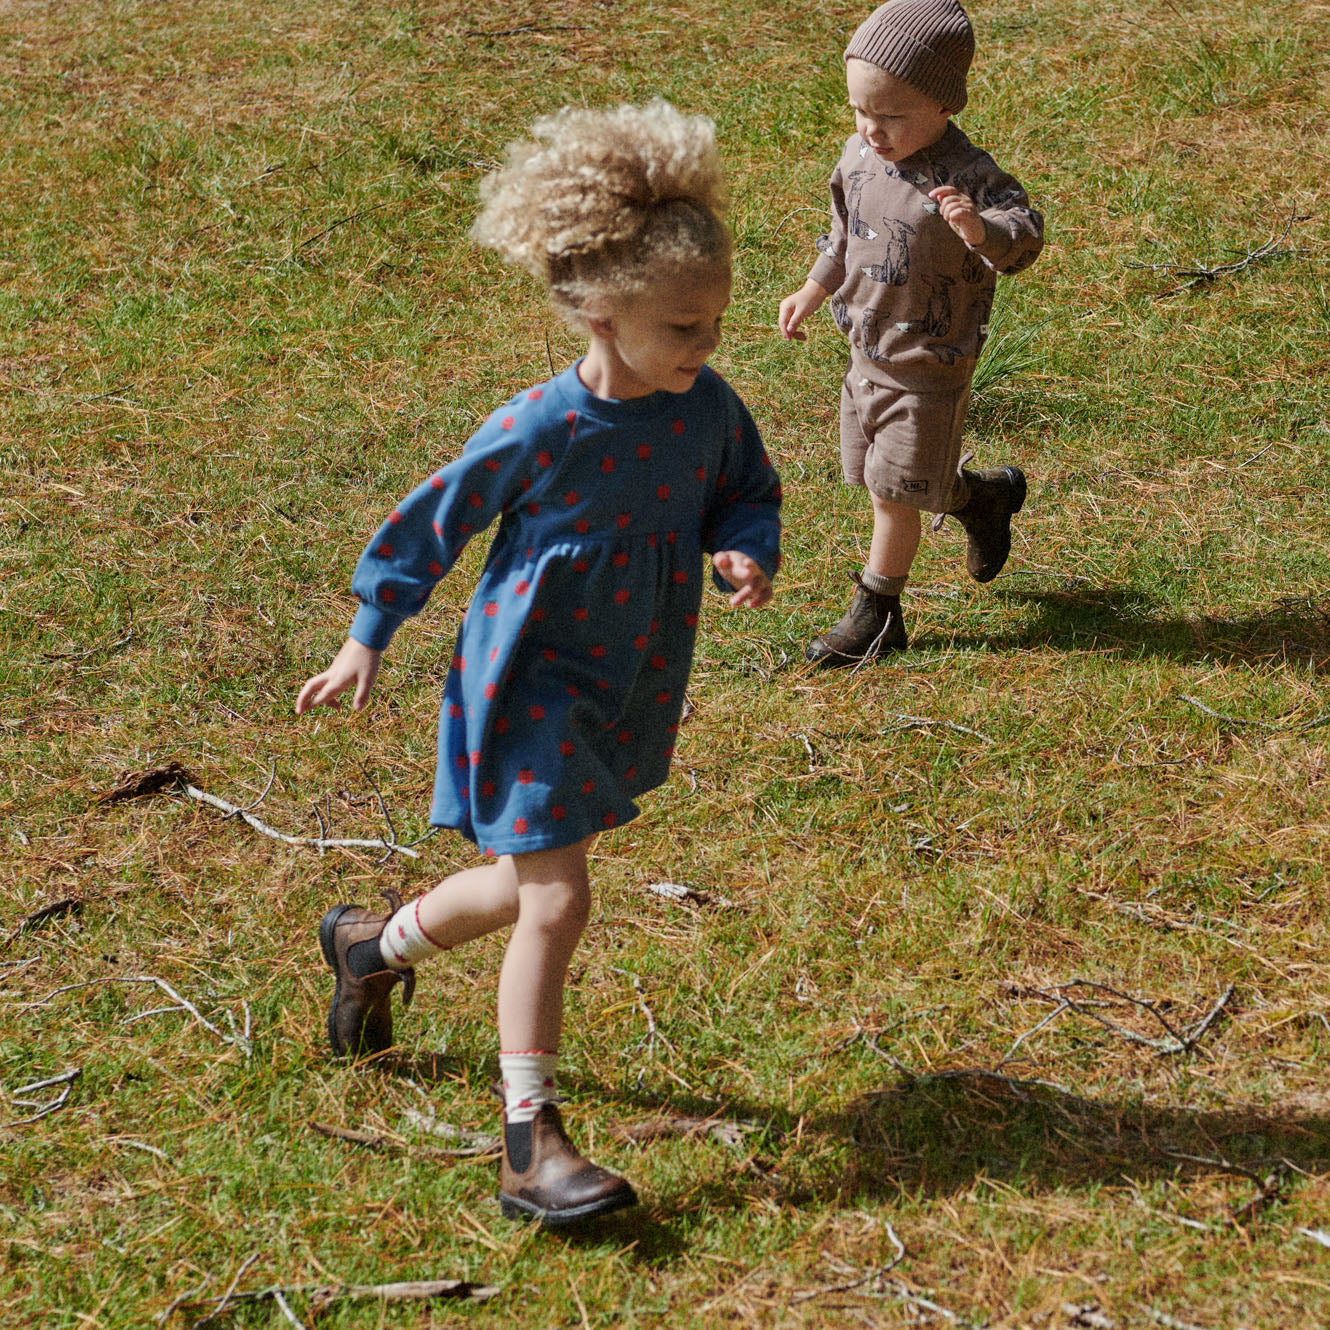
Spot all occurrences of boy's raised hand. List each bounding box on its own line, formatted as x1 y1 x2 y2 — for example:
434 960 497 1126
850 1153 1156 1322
296 637 383 714
777 279 829 342
713 551 773 609
929 186 986 247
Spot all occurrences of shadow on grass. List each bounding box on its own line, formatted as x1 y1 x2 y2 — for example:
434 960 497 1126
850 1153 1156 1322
947 581 1330 672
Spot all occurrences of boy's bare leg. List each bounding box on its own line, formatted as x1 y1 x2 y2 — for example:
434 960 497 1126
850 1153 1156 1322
867 492 921 579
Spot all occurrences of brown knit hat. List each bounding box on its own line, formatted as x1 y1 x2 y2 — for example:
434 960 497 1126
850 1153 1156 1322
844 0 974 111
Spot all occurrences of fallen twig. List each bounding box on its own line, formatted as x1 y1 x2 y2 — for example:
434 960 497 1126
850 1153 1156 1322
178 1276 499 1324
398 1108 502 1155
877 713 994 744
1062 1303 1118 1329
21 975 252 1059
310 1118 499 1161
1130 209 1307 297
789 1223 906 1304
641 881 734 909
7 1066 80 1127
611 1114 759 1149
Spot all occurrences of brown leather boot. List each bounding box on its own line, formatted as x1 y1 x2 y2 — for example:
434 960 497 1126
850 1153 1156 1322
318 889 415 1057
950 466 1026 583
805 573 908 668
499 1104 637 1226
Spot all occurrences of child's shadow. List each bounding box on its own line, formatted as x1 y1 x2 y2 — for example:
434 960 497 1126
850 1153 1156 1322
941 580 1330 672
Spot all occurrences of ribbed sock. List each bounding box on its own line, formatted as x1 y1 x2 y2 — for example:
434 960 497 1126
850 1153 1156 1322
860 568 907 597
374 898 449 971
499 1050 559 1126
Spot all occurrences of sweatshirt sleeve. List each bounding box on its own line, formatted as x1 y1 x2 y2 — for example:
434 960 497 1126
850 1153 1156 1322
808 156 850 294
347 410 533 651
702 382 783 593
967 161 1044 276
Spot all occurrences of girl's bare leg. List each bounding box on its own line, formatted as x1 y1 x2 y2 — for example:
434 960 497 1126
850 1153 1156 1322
413 856 521 948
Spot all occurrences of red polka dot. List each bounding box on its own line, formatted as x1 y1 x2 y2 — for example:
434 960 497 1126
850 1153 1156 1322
637 444 651 460
496 716 510 733
613 551 629 567
482 780 496 797
647 533 658 548
614 589 630 604
458 523 472 535
448 702 463 718
484 682 497 699
484 846 496 857
651 654 666 670
582 779 595 794
666 532 677 544
514 817 528 834
542 647 557 662
663 745 675 759
633 634 648 650
565 491 579 505
428 561 443 576
529 705 546 720
596 679 610 690
617 730 631 744
575 519 590 534
625 766 637 780
430 476 444 490
454 754 467 770
537 450 553 467
381 588 396 603
559 740 575 756
573 559 588 573
567 684 580 697
501 415 515 430
734 426 742 441
617 514 631 528
468 493 483 508
532 608 546 622
432 520 444 536
685 613 699 627
601 457 615 473
490 647 500 661
672 419 685 435
484 458 500 472
650 620 660 633
667 722 679 734
528 389 543 401
590 644 606 658
656 691 671 704
525 503 540 516
513 579 530 596
377 542 394 557
672 570 688 584
484 601 498 617
469 750 481 766
657 484 670 500
574 607 588 621
696 466 706 482
564 411 576 425
388 510 402 525
717 473 728 489
518 769 533 784
552 805 566 820
603 811 617 828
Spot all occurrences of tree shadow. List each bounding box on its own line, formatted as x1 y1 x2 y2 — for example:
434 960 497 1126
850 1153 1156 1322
933 580 1330 672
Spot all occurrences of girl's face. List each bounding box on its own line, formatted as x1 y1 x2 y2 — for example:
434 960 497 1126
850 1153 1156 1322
846 59 951 163
584 267 731 400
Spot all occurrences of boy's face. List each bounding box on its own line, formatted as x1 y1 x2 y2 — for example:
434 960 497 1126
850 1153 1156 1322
846 59 952 163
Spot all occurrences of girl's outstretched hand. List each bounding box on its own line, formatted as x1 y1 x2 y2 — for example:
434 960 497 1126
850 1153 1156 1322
713 551 773 609
296 638 383 714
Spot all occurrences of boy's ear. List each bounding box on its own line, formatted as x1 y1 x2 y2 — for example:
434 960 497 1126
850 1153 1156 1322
586 309 615 338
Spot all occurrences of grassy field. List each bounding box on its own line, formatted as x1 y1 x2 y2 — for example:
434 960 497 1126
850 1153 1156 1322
3 0 1329 1325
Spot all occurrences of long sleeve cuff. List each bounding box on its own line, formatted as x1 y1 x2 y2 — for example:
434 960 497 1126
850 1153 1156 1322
350 602 407 652
807 256 845 296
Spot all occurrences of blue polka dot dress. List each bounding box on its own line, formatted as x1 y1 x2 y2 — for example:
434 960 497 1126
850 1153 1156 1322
347 362 782 856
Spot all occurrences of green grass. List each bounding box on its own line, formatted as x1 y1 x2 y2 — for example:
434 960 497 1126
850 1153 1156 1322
3 0 1330 1326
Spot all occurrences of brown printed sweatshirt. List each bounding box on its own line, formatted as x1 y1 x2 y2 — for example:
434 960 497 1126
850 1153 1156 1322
808 122 1044 391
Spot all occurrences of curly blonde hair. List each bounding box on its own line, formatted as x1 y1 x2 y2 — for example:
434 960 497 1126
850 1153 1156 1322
472 100 731 328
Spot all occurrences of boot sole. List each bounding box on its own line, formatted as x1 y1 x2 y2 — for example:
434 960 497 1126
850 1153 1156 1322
498 1186 638 1227
319 905 355 1056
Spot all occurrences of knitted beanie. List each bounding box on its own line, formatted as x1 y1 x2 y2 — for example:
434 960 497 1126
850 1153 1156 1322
844 0 974 111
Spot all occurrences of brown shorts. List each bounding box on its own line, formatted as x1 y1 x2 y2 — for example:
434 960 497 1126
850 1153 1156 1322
840 370 970 513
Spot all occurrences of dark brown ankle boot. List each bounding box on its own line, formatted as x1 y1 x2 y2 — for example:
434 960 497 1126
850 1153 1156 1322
499 1104 637 1226
805 573 908 668
950 466 1026 583
318 889 415 1057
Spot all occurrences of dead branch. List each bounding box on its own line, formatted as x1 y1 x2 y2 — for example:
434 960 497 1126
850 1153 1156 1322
177 1275 499 1324
877 714 994 744
398 1108 502 1155
611 1114 759 1149
1062 1303 1118 1329
310 1118 499 1161
17 898 83 932
641 881 735 908
789 1224 906 1304
6 1066 79 1127
1298 1227 1330 1249
1031 980 1233 1058
21 975 252 1059
1130 209 1307 297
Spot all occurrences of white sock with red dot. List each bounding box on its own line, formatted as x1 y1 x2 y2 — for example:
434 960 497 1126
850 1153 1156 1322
499 1051 559 1124
377 898 449 971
